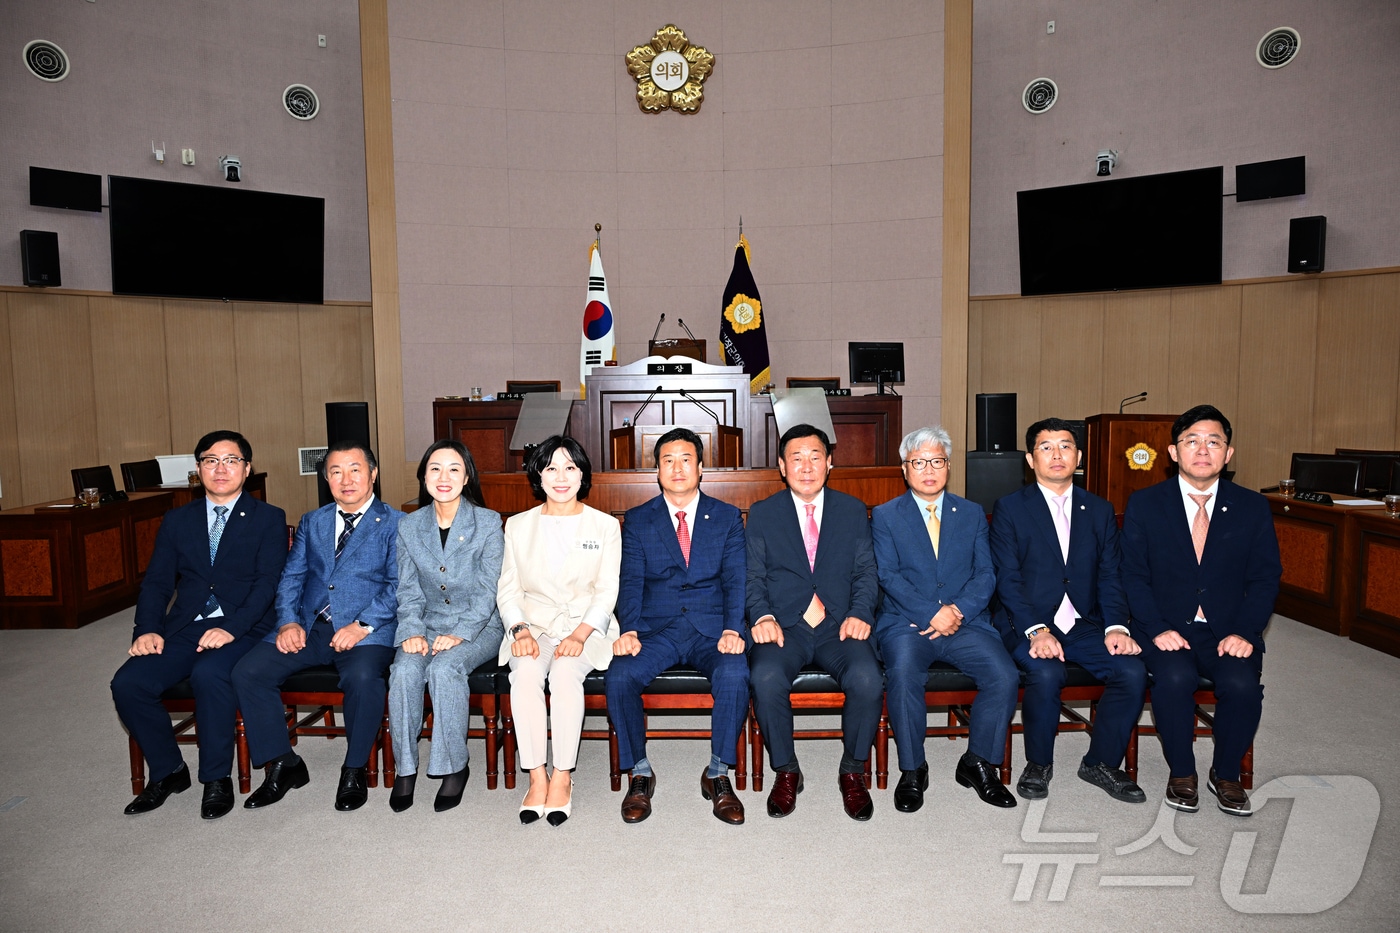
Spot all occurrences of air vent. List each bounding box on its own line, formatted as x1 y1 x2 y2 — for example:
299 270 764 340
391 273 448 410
283 84 319 120
1257 27 1300 69
23 40 69 81
1022 77 1058 114
298 447 328 476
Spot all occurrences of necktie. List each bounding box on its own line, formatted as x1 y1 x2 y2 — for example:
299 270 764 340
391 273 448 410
1190 493 1212 621
676 510 691 566
336 510 359 560
803 503 819 571
926 503 941 558
202 505 229 618
1052 495 1076 634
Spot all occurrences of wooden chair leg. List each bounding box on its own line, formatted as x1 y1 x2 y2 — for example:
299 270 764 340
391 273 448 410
322 707 336 737
734 721 748 792
1000 727 1013 785
481 694 499 790
128 736 146 795
862 756 872 790
1241 744 1254 790
367 728 380 788
285 705 299 746
382 722 396 784
236 712 252 794
608 718 621 792
1125 723 1139 784
875 713 890 790
501 696 517 791
749 704 765 793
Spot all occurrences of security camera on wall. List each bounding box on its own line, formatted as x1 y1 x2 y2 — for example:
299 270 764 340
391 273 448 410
218 155 241 182
1096 149 1118 177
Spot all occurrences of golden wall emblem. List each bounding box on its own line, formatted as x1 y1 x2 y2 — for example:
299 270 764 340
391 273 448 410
1125 442 1158 471
626 25 713 114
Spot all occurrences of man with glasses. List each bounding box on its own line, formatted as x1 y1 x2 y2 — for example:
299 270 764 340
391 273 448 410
990 418 1146 804
1121 405 1281 816
112 430 288 819
234 439 402 812
872 426 1019 811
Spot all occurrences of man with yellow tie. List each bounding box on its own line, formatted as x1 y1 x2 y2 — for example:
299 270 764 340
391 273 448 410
746 424 882 821
872 425 1019 811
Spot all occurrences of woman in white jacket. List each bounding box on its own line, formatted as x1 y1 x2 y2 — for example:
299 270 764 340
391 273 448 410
497 435 620 826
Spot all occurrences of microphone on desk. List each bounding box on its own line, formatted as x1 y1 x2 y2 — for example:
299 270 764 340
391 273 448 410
680 388 722 425
677 317 699 342
1119 391 1147 413
626 386 664 426
651 313 666 344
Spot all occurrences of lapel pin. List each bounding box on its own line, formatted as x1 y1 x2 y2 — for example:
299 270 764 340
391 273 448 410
951 506 957 512
375 517 381 522
1221 506 1228 512
704 514 709 520
458 535 465 541
1079 504 1085 510
239 511 245 517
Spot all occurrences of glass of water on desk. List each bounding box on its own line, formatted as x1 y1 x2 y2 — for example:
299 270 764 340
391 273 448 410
1385 494 1400 519
1278 478 1296 499
80 487 100 507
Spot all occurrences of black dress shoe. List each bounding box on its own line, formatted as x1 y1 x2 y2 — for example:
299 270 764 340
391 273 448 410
766 769 804 818
335 766 369 812
893 763 929 813
433 765 468 813
390 774 417 813
838 772 874 821
244 757 310 809
124 764 191 815
200 777 235 820
1078 760 1147 803
955 753 1017 809
1016 762 1053 800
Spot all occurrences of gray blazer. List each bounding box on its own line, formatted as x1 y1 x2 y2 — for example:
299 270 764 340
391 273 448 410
395 499 505 647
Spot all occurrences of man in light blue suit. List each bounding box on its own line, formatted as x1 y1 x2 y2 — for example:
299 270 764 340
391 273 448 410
233 440 402 812
873 425 1018 811
607 428 749 825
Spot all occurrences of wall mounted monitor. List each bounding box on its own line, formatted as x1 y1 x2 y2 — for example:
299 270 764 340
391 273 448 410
30 167 103 212
1017 166 1223 296
848 341 904 394
1235 156 1305 202
108 174 324 303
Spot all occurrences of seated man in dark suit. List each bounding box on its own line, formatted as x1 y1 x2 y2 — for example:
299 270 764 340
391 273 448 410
874 425 1020 810
747 424 882 821
111 430 287 819
233 440 402 812
607 428 749 825
990 417 1146 803
1122 404 1281 816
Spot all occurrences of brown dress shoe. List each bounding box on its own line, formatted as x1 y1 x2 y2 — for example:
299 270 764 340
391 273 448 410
700 769 745 825
1208 768 1253 817
620 773 656 824
766 769 803 818
838 772 874 821
1165 773 1199 812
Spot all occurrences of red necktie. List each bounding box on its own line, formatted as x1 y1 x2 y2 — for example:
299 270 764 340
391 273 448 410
676 510 691 566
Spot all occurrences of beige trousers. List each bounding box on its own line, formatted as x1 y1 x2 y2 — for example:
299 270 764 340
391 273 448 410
508 633 596 771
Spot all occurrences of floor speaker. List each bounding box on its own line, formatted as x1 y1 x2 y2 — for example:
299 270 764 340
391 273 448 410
965 451 1027 512
320 402 378 506
1288 216 1326 273
975 393 1017 452
20 230 61 287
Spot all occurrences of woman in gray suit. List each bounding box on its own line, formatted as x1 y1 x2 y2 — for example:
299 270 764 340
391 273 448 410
498 435 620 826
388 440 504 812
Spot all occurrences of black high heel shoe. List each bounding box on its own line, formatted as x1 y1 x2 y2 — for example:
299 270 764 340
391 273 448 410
434 765 468 812
389 774 416 813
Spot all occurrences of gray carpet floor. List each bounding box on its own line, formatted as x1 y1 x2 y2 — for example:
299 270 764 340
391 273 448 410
0 611 1395 932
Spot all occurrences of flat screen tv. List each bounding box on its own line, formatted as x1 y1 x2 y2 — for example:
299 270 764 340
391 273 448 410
1016 166 1222 296
30 166 103 212
848 341 904 395
108 175 324 303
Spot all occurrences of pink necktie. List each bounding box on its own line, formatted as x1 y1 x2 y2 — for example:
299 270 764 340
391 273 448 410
1190 493 1211 620
803 503 819 571
676 510 691 566
1052 495 1076 634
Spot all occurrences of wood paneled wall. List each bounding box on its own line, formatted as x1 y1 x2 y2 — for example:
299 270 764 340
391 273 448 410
968 269 1400 492
0 287 374 517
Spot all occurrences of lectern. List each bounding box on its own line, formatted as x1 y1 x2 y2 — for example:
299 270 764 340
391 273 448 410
1084 413 1177 513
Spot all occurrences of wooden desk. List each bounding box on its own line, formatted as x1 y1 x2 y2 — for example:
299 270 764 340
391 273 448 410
748 394 902 468
469 466 908 520
1269 493 1386 638
133 472 268 507
1352 511 1400 658
0 491 174 629
433 399 586 473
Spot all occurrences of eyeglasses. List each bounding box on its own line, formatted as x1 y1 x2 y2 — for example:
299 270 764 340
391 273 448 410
1176 436 1226 451
198 456 246 469
1034 441 1078 454
903 458 950 472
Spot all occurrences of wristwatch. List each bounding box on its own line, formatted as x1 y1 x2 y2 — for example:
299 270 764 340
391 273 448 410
355 620 374 634
509 623 530 638
1026 625 1050 640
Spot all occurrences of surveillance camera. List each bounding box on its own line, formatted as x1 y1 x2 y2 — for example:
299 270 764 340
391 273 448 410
1096 149 1118 177
218 155 241 183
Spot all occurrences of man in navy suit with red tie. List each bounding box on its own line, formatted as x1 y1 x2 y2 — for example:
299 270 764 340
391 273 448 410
746 425 881 821
607 428 749 825
1121 405 1281 816
990 418 1146 804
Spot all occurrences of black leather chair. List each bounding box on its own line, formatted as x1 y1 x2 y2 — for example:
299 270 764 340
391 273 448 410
1290 453 1364 496
1334 448 1400 493
381 661 506 789
119 458 163 492
747 663 879 792
786 376 841 391
70 464 117 498
505 380 561 395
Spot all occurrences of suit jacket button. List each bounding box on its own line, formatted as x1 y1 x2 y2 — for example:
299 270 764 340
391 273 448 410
440 584 447 591
681 607 688 613
440 567 446 572
1063 578 1070 585
444 598 451 604
328 584 335 590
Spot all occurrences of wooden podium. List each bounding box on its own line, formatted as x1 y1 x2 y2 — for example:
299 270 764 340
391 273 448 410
610 422 743 469
1084 413 1177 513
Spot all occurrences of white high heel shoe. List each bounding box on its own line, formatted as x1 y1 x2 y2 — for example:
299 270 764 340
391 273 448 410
544 796 571 826
519 798 545 824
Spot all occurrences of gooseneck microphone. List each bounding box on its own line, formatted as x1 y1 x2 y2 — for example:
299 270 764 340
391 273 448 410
651 313 666 344
1119 391 1147 413
627 386 664 426
680 388 722 425
677 317 698 342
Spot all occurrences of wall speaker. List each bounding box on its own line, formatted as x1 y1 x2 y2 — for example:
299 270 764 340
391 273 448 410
1288 216 1326 273
319 402 378 506
975 392 1017 452
965 451 1027 512
20 230 61 287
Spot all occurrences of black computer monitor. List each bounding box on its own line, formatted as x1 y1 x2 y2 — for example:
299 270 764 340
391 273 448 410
848 342 904 395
